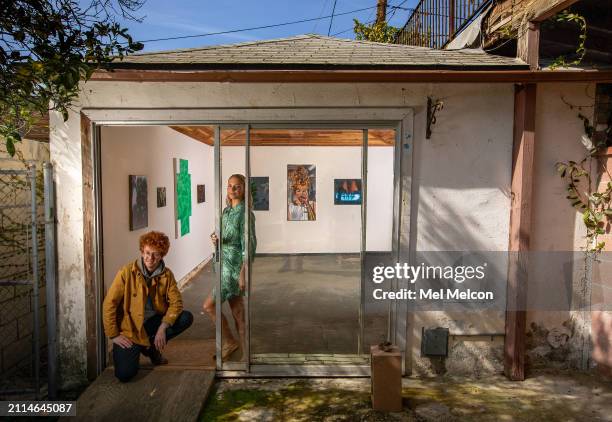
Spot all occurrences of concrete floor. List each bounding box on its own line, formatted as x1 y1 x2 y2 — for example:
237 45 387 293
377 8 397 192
177 254 388 363
179 262 215 341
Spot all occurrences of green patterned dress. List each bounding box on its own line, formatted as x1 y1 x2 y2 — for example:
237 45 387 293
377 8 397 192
214 202 257 303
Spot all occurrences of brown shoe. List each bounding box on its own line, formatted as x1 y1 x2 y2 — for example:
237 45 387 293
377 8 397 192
143 347 169 365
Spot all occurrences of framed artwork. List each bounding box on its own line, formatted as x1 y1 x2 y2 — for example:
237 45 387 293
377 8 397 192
157 187 166 208
287 165 316 221
174 158 192 238
129 175 148 231
251 177 269 211
197 184 205 203
334 179 362 205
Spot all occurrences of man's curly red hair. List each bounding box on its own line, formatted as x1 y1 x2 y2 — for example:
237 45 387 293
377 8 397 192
139 231 170 256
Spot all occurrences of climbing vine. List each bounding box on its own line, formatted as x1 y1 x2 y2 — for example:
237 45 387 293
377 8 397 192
549 10 587 69
556 159 612 252
556 92 612 252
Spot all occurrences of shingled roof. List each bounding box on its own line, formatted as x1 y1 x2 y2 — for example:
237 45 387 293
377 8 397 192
111 34 527 70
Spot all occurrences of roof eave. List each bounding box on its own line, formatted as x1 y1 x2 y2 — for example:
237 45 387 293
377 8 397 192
90 68 612 83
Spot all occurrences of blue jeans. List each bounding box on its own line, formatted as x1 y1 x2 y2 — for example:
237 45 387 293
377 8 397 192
112 310 193 382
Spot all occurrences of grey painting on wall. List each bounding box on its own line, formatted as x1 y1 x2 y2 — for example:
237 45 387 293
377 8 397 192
129 175 148 231
251 177 269 211
157 187 166 208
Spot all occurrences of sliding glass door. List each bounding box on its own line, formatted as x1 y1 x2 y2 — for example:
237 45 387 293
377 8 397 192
214 124 399 372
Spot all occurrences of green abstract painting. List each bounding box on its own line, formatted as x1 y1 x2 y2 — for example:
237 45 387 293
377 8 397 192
175 158 192 236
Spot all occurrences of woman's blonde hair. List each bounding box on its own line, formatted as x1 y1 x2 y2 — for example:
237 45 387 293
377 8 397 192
226 174 246 207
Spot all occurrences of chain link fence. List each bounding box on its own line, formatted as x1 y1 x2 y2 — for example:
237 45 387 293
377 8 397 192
0 142 48 399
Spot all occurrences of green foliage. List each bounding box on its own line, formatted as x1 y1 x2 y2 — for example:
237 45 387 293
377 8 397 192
353 19 399 43
549 10 587 69
497 23 516 40
200 382 371 421
0 0 145 155
556 93 612 252
557 160 612 252
556 105 612 252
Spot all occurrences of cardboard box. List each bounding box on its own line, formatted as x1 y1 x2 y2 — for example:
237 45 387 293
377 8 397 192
370 344 402 412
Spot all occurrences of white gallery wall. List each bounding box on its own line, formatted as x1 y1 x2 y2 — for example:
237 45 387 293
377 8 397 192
101 125 395 288
221 145 395 253
100 125 214 290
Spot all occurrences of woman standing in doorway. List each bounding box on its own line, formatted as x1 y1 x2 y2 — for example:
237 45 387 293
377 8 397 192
203 174 256 360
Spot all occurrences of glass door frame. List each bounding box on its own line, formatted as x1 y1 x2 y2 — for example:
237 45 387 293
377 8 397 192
87 107 413 378
214 121 407 375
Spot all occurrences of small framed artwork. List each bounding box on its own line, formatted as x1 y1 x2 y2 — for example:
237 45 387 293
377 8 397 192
197 184 205 203
287 165 316 221
251 177 269 211
129 175 148 231
157 187 166 208
334 179 362 205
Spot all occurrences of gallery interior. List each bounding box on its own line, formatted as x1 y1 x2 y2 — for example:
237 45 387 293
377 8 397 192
99 125 398 371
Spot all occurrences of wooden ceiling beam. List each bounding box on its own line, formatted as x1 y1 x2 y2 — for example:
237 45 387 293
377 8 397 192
170 126 214 145
532 0 580 22
170 127 395 146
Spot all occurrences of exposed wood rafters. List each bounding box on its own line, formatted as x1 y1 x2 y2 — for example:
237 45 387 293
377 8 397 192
169 127 396 146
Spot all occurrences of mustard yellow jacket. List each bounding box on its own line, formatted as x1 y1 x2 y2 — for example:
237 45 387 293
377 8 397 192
102 260 183 346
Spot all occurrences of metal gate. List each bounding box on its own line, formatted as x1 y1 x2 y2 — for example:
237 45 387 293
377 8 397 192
0 163 57 399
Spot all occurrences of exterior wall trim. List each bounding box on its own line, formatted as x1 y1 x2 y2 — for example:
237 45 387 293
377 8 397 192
90 69 612 83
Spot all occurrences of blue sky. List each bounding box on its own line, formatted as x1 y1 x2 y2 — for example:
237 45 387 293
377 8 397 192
111 0 417 52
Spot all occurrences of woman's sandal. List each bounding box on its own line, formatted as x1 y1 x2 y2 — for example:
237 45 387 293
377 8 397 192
212 342 240 361
222 343 239 359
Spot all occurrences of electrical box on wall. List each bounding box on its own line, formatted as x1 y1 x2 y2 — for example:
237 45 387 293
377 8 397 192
421 327 449 357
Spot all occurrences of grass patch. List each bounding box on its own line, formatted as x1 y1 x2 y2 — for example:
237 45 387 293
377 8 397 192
201 386 276 421
200 381 384 421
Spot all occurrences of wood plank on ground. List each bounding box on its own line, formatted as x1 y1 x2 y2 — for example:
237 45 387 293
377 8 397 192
68 368 214 422
139 339 215 369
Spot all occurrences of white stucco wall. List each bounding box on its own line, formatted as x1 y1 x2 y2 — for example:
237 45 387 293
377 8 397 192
50 81 517 384
50 109 88 387
407 82 514 375
531 83 591 253
526 83 595 370
100 125 214 291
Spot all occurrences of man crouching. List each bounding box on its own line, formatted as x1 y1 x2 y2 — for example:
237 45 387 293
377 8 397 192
103 231 193 382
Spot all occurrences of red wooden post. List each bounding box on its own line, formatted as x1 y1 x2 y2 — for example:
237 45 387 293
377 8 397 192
504 83 537 381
